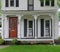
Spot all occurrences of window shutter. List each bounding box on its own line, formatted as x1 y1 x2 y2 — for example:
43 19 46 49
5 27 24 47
41 19 44 37
24 19 27 37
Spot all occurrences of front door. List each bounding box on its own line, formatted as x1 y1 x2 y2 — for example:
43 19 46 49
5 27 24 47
9 17 18 38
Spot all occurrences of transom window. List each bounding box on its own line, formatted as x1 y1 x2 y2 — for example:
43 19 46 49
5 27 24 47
40 0 54 7
5 0 19 7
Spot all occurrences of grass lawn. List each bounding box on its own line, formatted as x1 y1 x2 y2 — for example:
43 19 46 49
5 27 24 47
0 45 60 52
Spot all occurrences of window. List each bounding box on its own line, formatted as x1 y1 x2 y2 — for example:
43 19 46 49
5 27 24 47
0 18 2 28
51 0 54 6
16 0 19 7
40 0 54 7
40 19 51 37
29 21 33 28
45 20 50 36
41 0 44 7
28 0 34 11
45 0 50 6
5 0 9 7
28 21 33 37
5 0 19 7
10 0 14 6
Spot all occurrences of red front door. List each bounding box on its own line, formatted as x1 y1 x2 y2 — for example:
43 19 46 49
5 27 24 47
9 17 18 38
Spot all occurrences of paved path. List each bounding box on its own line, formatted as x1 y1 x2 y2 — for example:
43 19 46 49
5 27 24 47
0 45 9 49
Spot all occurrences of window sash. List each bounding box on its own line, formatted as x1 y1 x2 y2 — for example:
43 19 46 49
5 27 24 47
10 0 14 7
5 0 19 7
5 0 9 7
45 0 50 6
40 0 44 7
40 19 51 37
28 0 34 10
40 0 54 7
51 0 54 6
16 0 19 7
28 0 33 5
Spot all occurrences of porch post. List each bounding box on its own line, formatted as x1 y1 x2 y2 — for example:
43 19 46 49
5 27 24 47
34 15 37 38
51 15 55 44
1 15 4 39
17 15 22 39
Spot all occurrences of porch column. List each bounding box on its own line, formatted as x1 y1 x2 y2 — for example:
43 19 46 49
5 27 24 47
51 15 55 43
1 15 4 39
34 15 37 38
17 15 22 39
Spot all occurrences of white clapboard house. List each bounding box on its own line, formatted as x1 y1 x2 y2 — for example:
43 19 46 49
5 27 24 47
1 0 58 43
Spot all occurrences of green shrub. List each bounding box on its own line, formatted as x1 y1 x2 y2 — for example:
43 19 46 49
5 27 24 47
58 37 60 40
11 38 18 45
0 39 4 45
0 33 2 39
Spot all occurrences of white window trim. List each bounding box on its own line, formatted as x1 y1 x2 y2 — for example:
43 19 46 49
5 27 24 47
44 0 45 6
50 0 51 6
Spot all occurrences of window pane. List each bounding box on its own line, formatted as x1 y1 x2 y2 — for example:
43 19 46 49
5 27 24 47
29 0 33 4
28 5 33 11
10 0 14 6
45 0 50 6
51 0 54 6
40 0 44 7
5 0 9 7
29 21 33 28
16 0 19 7
45 20 50 36
29 21 33 37
28 0 34 10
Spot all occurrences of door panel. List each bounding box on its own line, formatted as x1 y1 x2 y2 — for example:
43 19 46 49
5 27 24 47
9 17 18 38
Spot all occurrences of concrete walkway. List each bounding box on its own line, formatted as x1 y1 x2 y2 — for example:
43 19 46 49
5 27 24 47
0 45 9 49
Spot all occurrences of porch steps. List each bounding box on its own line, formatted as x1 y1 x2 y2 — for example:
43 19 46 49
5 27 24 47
4 39 54 44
